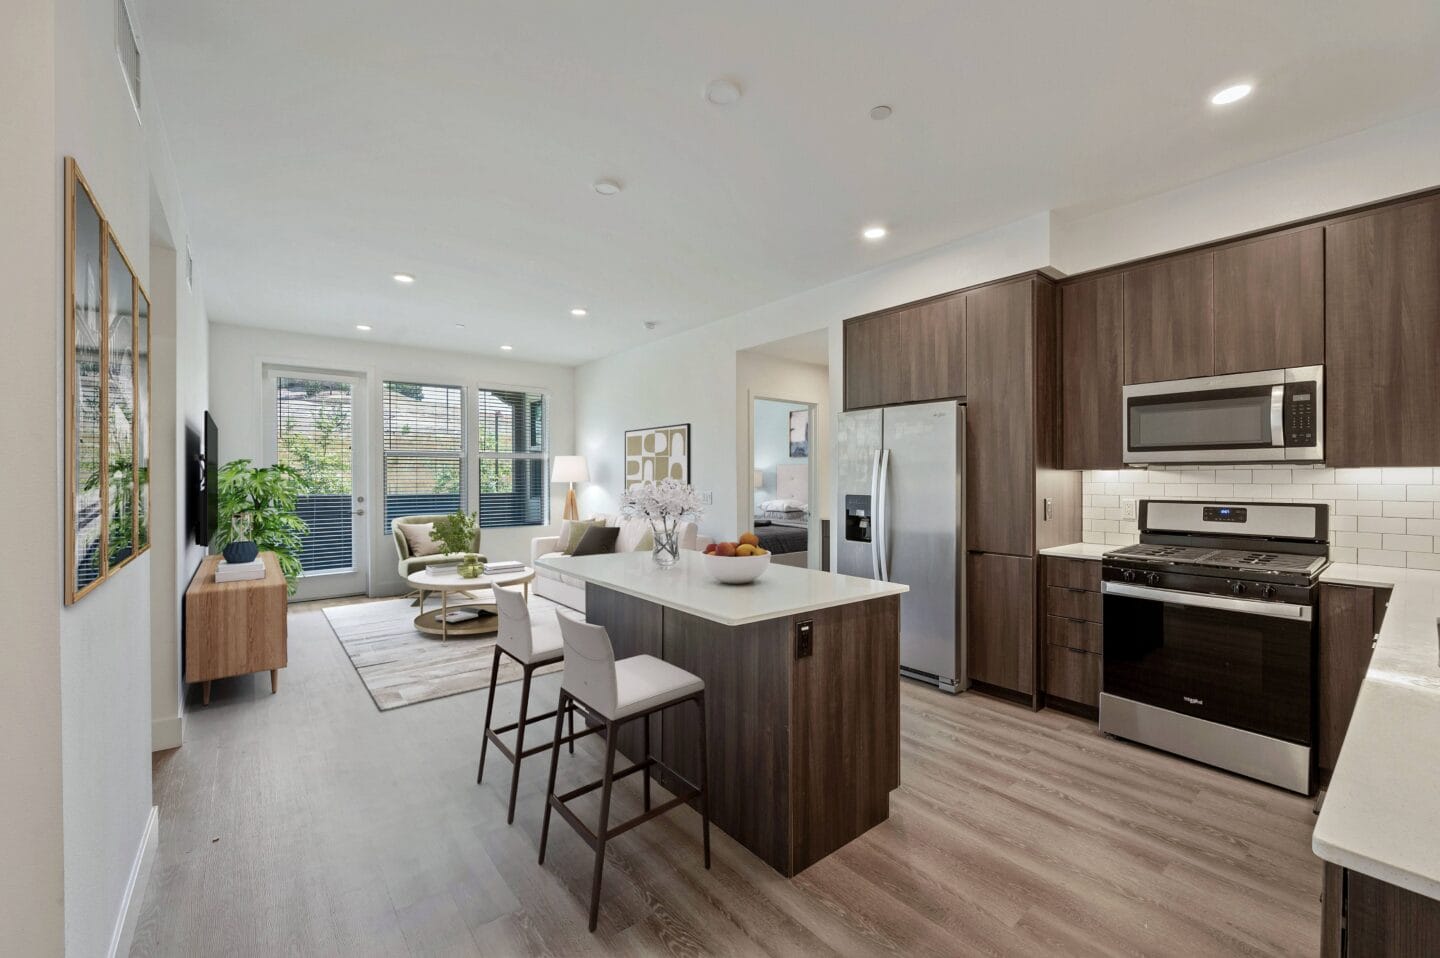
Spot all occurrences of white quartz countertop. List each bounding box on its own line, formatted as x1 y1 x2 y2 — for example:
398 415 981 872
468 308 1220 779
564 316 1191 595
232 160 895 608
1313 563 1440 899
1038 542 1111 561
535 551 908 627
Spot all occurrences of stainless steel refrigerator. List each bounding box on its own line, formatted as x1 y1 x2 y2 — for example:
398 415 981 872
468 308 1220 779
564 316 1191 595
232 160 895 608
836 401 965 693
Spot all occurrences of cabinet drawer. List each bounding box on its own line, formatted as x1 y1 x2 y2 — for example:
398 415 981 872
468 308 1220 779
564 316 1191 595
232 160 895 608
1045 645 1100 708
1045 557 1100 592
1046 615 1102 654
1047 586 1102 623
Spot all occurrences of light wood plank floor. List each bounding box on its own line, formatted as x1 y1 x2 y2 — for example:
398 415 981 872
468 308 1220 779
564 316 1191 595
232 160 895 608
130 601 1322 956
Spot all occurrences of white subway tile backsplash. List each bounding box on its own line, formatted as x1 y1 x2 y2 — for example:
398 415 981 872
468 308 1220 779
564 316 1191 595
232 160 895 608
1083 464 1440 563
1384 467 1436 484
1358 549 1409 568
1383 501 1434 518
1383 534 1434 553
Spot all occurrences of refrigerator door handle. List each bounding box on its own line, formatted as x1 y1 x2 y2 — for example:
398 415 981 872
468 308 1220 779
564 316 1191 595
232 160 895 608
876 448 891 581
868 450 882 579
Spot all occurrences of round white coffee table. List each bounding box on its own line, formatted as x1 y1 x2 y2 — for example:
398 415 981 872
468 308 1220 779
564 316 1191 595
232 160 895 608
405 566 537 641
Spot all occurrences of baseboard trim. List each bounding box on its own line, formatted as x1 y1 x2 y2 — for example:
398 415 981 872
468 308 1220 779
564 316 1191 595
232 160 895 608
152 713 184 752
108 804 159 958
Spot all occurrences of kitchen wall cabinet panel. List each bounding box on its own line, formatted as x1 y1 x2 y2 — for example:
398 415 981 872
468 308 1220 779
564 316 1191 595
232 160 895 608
1122 253 1214 384
1325 195 1440 466
965 279 1034 556
843 293 964 410
1213 227 1324 374
1060 274 1124 469
967 552 1035 697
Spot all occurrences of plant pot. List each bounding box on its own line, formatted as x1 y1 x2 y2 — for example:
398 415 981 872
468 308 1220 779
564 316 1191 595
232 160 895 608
223 540 259 564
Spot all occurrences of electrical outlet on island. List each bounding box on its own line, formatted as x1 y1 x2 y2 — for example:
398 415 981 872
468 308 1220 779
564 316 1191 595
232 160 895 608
700 490 713 505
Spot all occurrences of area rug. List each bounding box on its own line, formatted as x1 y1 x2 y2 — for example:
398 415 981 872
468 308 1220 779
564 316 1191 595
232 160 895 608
324 595 567 711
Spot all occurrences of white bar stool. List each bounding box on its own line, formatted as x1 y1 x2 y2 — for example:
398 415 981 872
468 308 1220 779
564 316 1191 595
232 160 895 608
539 612 710 933
477 584 576 824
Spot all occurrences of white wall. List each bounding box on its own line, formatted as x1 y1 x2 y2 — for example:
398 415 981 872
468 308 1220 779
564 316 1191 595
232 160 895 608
207 324 577 594
0 1 65 954
576 214 1054 545
52 0 162 953
1052 106 1440 274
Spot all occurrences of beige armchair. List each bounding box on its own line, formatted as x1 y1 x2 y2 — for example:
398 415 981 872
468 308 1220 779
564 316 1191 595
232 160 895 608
393 515 487 601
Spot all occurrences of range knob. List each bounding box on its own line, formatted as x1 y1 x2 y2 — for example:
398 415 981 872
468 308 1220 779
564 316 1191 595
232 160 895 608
1231 582 1247 596
1260 584 1276 599
1146 572 1162 587
1122 569 1137 583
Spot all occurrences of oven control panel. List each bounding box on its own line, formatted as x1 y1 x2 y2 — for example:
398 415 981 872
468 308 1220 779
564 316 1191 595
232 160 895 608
1202 506 1247 523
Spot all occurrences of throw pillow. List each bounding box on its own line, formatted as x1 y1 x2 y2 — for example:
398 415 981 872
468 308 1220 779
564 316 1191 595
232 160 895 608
398 522 442 557
560 518 605 555
571 525 620 557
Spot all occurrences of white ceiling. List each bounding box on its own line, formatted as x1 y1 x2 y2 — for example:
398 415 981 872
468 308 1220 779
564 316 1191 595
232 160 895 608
136 0 1440 366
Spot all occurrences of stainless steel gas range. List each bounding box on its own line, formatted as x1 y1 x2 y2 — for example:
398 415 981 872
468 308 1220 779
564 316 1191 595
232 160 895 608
1100 501 1329 795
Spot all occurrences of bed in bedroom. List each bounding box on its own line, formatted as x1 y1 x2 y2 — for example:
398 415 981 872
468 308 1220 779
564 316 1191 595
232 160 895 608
754 464 811 567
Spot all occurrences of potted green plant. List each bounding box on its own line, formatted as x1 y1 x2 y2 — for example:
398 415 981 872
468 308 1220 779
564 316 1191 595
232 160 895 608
431 510 483 577
212 459 309 594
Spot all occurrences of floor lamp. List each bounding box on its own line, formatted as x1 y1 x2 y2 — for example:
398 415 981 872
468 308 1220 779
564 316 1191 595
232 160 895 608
552 456 590 521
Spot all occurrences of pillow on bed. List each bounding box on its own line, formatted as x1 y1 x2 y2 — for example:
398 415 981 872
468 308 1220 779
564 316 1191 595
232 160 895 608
760 498 805 513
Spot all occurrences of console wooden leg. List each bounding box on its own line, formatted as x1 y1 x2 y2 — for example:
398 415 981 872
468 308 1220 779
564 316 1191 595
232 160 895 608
270 670 278 694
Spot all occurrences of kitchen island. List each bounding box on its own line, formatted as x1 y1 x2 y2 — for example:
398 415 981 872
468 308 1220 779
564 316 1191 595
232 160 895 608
535 550 907 876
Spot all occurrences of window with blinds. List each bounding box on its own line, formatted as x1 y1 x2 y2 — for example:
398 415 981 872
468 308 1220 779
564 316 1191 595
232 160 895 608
477 388 548 528
382 381 464 532
274 377 354 573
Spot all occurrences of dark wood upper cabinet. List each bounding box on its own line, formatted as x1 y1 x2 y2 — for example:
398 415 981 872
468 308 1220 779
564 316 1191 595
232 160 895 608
967 552 1035 696
843 293 964 410
1122 252 1214 384
1325 195 1440 466
965 279 1034 556
1213 227 1324 374
1060 274 1124 469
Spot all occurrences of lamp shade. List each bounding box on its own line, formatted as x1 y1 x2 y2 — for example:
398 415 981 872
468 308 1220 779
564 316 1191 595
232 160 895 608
551 455 590 484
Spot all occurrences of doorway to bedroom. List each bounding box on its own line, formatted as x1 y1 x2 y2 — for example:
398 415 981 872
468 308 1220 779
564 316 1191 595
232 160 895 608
750 397 818 568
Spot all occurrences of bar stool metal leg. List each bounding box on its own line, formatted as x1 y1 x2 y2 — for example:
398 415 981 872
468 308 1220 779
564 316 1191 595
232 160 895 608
476 646 503 784
537 691 568 867
588 724 620 932
642 715 652 812
506 666 535 824
696 691 711 868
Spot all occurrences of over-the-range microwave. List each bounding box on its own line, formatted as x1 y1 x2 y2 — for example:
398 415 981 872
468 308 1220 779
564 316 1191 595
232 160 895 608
1122 365 1323 465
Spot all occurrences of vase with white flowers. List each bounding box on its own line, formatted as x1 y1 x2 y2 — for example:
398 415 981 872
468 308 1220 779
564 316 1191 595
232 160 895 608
620 478 705 569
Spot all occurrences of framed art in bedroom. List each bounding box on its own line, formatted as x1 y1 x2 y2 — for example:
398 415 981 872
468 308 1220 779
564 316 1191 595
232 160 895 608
624 423 690 491
788 408 810 458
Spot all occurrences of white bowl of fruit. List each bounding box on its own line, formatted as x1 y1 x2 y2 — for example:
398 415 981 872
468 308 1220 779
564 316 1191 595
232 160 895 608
700 534 771 584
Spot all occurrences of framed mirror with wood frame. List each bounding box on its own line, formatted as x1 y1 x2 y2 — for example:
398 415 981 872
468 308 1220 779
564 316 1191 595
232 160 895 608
65 157 151 604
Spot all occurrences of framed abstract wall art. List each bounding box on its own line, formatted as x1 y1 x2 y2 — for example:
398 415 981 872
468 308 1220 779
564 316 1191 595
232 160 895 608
624 423 690 491
65 158 151 603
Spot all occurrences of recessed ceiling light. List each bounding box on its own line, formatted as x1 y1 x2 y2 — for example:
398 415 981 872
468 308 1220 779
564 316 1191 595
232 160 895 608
455 323 465 329
593 179 622 196
500 344 513 351
704 78 742 106
355 324 372 331
392 273 415 285
862 225 888 240
1210 83 1253 106
869 105 893 120
570 307 588 317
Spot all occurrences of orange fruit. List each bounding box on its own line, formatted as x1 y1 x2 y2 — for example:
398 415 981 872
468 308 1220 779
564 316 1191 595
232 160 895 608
738 532 760 547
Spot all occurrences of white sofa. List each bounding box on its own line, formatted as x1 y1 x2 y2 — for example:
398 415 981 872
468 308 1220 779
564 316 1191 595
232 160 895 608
531 514 711 613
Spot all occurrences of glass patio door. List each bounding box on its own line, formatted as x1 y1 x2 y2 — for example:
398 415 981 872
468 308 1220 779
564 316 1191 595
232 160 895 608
265 368 370 600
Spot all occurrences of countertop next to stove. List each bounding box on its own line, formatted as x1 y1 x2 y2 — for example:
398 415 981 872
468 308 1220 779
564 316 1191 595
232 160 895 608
1313 563 1440 901
1037 542 1110 561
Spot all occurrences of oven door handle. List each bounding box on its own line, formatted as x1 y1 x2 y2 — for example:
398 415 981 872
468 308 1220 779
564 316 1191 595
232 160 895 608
1101 580 1312 621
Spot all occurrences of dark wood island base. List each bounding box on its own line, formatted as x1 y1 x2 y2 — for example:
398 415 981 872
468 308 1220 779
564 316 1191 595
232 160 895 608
585 583 900 876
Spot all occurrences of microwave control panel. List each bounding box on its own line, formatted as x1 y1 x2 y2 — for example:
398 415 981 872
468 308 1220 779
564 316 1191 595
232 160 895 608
1283 383 1317 446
